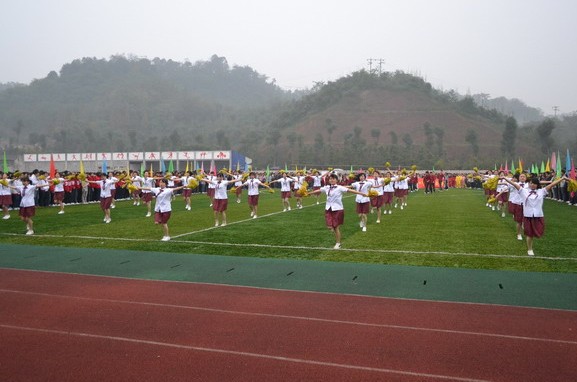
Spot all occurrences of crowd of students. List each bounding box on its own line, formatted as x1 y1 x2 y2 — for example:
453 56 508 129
1 166 574 252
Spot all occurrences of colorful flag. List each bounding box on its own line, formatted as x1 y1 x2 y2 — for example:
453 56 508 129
545 159 551 172
504 162 508 173
511 161 516 174
566 149 571 175
236 161 240 172
2 151 8 173
168 160 174 173
185 161 189 174
350 164 353 173
140 162 145 176
50 154 56 178
150 162 154 175
266 165 270 179
160 159 166 173
79 159 85 175
540 161 545 174
101 160 107 175
284 163 288 172
556 151 562 177
550 152 557 172
209 160 216 175
571 160 575 180
518 158 523 173
200 161 205 174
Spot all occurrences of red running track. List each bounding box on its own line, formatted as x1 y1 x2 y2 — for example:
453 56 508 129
0 268 576 382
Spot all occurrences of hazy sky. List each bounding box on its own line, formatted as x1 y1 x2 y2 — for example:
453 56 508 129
2 0 576 114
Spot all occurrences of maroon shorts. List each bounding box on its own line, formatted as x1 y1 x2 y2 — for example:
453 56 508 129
523 216 545 238
19 206 35 218
53 191 64 202
371 195 384 208
394 189 403 198
141 192 153 203
281 191 292 199
513 204 524 223
132 190 141 197
100 196 112 210
248 195 259 206
182 189 192 198
154 211 171 224
508 201 516 214
497 193 508 203
0 194 12 206
383 192 394 204
207 188 215 198
356 202 370 214
325 208 344 228
213 198 228 212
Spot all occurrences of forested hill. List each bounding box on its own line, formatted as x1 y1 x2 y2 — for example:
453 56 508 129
0 55 293 152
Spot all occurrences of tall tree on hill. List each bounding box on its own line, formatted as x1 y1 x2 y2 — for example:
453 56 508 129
465 129 479 157
433 127 445 157
536 118 556 155
501 116 517 158
370 128 381 146
324 118 337 145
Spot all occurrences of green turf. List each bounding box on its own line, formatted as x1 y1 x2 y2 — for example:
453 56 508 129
1 189 576 273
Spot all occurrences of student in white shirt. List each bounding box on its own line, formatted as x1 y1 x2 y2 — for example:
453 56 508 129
501 175 567 256
50 172 66 214
309 173 368 249
201 172 230 227
138 178 185 241
141 172 159 217
311 170 323 205
350 173 373 232
131 171 143 206
269 172 294 212
370 170 385 223
0 172 12 219
233 171 244 204
86 173 117 223
240 171 273 219
494 171 509 218
504 173 528 240
5 176 44 235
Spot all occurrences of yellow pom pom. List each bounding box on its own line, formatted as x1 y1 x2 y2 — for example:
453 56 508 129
567 179 577 193
385 162 391 169
487 197 497 204
52 178 60 185
368 189 378 198
401 169 407 175
383 177 391 185
268 188 275 193
127 184 138 194
399 176 406 181
220 168 228 174
13 171 21 178
473 167 479 173
368 167 375 174
242 173 250 181
229 186 237 193
484 176 499 190
348 173 355 179
187 178 199 190
77 173 87 181
0 179 8 186
296 182 309 197
38 175 46 180
195 175 204 181
411 165 417 171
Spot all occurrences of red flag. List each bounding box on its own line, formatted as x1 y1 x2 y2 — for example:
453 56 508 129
50 154 56 178
571 159 576 180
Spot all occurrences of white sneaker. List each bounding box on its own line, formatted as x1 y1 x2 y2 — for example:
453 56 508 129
288 207 291 211
517 234 522 241
161 236 171 241
250 211 254 217
359 221 363 228
388 210 392 214
58 210 65 214
400 205 404 210
209 203 213 207
527 250 535 256
103 217 107 222
283 208 287 212
133 202 137 206
237 200 241 204
111 204 115 209
486 203 489 207
105 219 111 224
394 204 397 208
491 206 495 211
221 222 227 227
26 230 34 235
252 215 257 219
316 201 319 205
298 205 303 209
362 227 367 232
137 202 140 206
2 215 9 220
333 243 341 249
215 222 219 227
146 212 151 217
501 212 506 218
376 220 380 224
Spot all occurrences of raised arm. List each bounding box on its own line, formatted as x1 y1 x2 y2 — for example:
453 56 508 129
544 176 567 192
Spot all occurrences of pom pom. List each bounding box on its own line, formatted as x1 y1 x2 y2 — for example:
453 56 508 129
567 179 577 193
13 171 21 178
399 176 406 181
268 188 275 193
487 197 497 204
220 168 228 174
0 179 8 186
164 172 172 179
296 181 309 197
77 173 87 181
484 176 499 190
473 167 479 173
187 178 199 190
368 167 375 174
242 173 250 181
195 175 204 181
348 173 355 179
411 165 417 171
385 162 391 169
52 178 60 185
127 184 139 194
368 189 378 198
383 177 391 185
38 175 46 180
401 169 407 175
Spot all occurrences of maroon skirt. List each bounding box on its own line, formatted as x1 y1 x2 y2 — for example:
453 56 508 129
154 211 171 224
182 189 192 197
0 194 12 206
371 195 384 208
356 202 370 214
53 191 64 202
281 191 292 199
523 216 545 238
19 206 35 218
383 192 394 204
100 196 112 210
325 208 344 228
248 195 259 206
213 198 228 212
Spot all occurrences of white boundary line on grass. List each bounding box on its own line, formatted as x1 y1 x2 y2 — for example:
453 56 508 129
2 231 577 261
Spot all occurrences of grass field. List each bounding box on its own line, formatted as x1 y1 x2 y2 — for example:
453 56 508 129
1 188 576 273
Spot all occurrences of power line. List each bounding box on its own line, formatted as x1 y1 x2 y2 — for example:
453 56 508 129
367 58 385 75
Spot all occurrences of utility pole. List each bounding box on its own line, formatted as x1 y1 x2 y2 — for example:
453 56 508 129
367 58 385 75
552 106 559 117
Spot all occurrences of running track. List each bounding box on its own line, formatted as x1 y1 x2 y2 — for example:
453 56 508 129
1 268 576 381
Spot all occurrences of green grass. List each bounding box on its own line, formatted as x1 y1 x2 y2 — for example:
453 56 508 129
1 189 576 273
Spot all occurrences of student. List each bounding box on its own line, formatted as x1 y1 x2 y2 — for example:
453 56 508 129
206 171 217 207
350 173 373 231
494 171 510 218
269 172 294 212
131 171 143 206
233 171 244 204
310 170 323 205
501 175 568 256
86 173 116 223
5 176 44 235
382 172 395 215
180 171 194 211
393 171 409 209
50 172 66 214
140 171 158 217
309 173 368 249
240 171 273 219
138 178 185 241
292 171 306 209
505 173 528 241
0 172 12 219
370 170 384 223
201 172 230 227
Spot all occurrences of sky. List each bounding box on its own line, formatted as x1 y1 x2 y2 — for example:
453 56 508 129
1 0 576 115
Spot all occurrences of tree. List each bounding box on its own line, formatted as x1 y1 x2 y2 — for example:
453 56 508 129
402 133 413 149
324 118 337 145
370 128 381 146
501 117 517 158
433 127 444 157
465 129 479 157
536 118 556 155
389 131 398 145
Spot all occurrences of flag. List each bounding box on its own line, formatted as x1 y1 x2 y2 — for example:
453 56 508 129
236 161 240 172
2 151 8 173
168 160 174 173
284 163 288 172
432 166 435 172
50 154 56 178
566 149 571 176
540 161 545 174
550 152 557 172
160 159 166 173
518 158 523 173
200 161 205 174
546 159 551 172
209 160 216 175
185 161 189 173
101 160 107 175
511 161 516 174
532 164 537 174
504 162 508 173
556 151 562 177
350 164 353 173
150 162 153 175
140 162 145 177
494 163 497 171
266 165 270 179
571 159 575 180
499 164 503 171
79 159 85 175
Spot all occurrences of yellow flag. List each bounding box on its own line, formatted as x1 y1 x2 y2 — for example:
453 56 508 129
545 159 551 172
79 159 85 175
185 161 189 173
